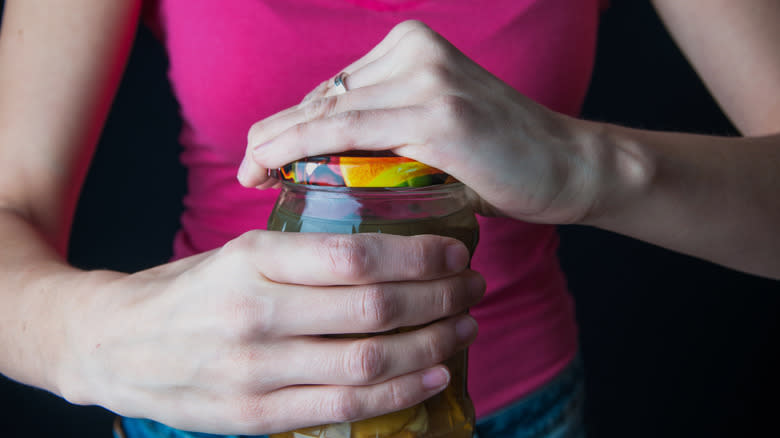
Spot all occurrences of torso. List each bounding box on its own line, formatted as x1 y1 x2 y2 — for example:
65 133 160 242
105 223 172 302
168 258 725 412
144 0 601 417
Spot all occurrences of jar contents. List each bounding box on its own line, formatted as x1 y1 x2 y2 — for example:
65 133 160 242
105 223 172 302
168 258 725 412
267 154 478 438
267 205 478 249
270 380 471 438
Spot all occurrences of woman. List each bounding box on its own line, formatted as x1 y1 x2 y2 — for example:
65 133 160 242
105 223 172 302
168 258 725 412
0 1 777 437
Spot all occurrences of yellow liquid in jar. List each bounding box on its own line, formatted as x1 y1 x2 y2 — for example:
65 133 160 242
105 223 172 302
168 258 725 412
267 207 477 438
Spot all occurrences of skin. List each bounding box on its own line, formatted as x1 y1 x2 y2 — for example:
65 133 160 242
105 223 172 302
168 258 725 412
0 0 777 435
240 2 780 280
0 1 482 435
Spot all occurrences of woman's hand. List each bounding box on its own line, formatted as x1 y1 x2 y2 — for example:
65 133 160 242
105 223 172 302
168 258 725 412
62 230 483 435
238 20 608 224
237 18 780 279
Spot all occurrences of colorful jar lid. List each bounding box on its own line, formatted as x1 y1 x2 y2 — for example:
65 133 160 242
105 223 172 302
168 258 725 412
271 154 457 188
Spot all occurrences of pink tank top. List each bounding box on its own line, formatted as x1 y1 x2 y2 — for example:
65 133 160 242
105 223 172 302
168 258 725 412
145 0 602 417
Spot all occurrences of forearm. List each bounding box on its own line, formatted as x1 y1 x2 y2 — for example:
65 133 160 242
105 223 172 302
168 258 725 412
0 208 122 400
579 120 780 279
0 0 140 397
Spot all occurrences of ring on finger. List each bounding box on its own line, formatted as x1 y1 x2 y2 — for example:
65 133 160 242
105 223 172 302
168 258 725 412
333 72 349 94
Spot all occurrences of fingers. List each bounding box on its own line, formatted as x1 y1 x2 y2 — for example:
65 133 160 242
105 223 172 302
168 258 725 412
251 105 433 170
271 270 485 335
220 315 477 395
238 21 447 189
340 20 431 77
297 20 428 104
226 231 470 286
240 81 423 188
255 24 444 146
338 56 394 90
341 22 448 91
247 78 424 152
277 314 478 387
234 365 452 435
129 361 453 436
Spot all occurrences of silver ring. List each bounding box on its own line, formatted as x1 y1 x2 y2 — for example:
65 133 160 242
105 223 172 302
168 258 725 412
333 72 349 94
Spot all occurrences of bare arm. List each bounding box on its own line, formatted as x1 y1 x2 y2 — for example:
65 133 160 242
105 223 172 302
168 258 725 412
237 10 780 279
0 5 481 431
579 0 780 277
652 0 780 136
0 0 141 394
578 124 780 279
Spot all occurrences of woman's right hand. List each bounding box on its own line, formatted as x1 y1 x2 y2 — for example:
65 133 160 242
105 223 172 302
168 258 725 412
60 230 483 435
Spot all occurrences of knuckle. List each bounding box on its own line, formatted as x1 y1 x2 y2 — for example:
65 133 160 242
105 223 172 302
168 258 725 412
225 348 265 391
246 121 263 146
434 94 473 123
402 237 431 278
398 26 448 59
222 230 262 259
302 95 339 121
223 295 272 341
285 123 323 159
385 379 414 411
290 120 311 141
230 395 270 432
394 19 431 35
419 63 455 89
319 235 370 281
328 389 362 422
400 24 438 49
435 280 458 316
356 285 396 330
422 329 449 364
345 338 386 383
333 109 364 134
302 79 329 103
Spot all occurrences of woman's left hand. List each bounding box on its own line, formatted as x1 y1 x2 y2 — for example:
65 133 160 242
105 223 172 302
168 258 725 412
238 20 604 224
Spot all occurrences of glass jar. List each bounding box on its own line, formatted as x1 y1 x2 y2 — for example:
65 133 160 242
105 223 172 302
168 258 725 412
266 154 478 438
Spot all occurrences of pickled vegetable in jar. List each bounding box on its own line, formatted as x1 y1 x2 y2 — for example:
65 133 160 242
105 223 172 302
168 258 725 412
266 153 478 438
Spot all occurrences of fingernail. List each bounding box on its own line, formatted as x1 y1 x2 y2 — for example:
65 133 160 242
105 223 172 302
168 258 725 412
421 367 450 390
446 242 469 272
455 315 477 343
468 274 486 296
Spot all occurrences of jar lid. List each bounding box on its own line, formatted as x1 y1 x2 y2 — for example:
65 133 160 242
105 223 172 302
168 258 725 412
270 153 457 187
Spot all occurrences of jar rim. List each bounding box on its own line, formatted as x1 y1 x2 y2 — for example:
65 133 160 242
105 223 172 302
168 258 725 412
280 180 466 194
269 153 457 188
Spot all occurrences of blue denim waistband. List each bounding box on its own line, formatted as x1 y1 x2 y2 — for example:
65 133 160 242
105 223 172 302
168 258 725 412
474 356 585 438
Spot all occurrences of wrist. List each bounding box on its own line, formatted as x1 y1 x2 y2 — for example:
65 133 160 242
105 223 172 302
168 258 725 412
572 120 657 227
53 268 126 406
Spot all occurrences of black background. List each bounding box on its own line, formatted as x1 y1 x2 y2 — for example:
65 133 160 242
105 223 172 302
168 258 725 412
1 1 779 437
